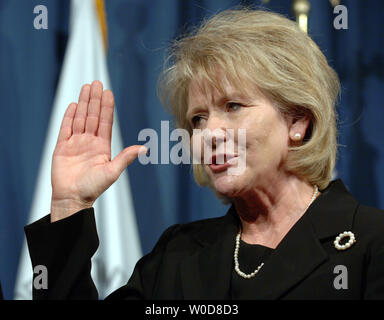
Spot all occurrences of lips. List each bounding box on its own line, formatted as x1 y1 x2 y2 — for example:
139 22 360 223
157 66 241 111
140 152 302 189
209 154 238 173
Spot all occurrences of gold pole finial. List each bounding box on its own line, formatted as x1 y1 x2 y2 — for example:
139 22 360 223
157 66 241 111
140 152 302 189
329 0 341 7
94 0 108 51
292 0 310 33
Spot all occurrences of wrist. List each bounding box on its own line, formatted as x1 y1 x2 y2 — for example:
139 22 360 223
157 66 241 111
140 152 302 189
50 198 93 223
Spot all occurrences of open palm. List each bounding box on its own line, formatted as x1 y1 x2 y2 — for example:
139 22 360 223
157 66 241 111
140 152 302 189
51 81 143 221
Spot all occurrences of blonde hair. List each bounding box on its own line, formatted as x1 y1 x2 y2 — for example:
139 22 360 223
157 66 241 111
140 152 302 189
158 8 340 191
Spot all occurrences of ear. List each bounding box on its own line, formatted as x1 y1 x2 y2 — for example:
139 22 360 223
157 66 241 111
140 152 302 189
288 115 311 143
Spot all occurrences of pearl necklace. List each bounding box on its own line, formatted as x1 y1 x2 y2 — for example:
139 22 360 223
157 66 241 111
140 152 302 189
234 185 319 279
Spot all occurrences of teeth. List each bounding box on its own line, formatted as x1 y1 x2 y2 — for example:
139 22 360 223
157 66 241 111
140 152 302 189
212 155 237 165
227 157 238 165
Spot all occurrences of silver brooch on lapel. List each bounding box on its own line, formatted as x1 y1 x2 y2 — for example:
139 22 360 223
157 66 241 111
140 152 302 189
334 231 356 251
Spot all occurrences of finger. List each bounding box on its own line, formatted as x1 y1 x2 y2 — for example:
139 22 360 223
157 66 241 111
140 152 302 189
57 102 77 143
97 89 114 142
85 80 103 135
108 145 144 179
73 84 91 134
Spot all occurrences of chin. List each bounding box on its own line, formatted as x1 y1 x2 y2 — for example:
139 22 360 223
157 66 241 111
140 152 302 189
212 175 242 198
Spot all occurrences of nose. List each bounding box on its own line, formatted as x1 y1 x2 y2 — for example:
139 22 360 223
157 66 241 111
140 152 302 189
203 114 227 149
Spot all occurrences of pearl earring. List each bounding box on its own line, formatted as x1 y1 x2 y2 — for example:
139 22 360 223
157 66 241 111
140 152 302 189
294 133 301 140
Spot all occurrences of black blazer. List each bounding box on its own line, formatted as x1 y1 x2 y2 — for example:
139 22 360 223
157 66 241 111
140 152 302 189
25 179 384 299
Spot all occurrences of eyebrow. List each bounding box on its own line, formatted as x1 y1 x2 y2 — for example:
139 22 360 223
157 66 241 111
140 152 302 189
216 90 257 106
216 93 251 105
186 90 254 120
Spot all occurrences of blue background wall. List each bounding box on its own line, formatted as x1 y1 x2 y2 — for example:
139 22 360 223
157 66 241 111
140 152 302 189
0 0 383 299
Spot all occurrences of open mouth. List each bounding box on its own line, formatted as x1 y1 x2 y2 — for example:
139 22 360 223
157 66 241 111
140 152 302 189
209 154 238 173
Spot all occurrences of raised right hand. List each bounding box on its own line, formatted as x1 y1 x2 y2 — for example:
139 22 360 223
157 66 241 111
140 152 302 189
50 80 145 222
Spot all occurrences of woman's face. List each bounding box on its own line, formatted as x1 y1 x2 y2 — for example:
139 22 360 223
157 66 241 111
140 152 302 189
187 77 292 198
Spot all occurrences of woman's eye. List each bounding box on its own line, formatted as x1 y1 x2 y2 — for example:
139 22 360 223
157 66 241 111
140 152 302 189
226 102 242 112
191 115 205 128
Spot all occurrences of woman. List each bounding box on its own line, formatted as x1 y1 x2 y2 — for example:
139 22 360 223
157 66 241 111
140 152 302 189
25 9 384 299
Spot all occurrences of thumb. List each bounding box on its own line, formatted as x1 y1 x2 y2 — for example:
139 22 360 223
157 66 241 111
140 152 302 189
108 145 147 179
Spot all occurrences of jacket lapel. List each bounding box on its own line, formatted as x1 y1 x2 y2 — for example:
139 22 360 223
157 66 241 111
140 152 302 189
307 179 357 241
180 206 238 299
238 213 328 299
180 179 357 299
